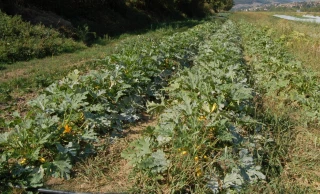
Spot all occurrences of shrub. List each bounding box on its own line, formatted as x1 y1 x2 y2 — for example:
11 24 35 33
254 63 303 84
0 11 85 63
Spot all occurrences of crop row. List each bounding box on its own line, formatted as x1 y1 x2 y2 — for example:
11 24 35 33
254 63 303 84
122 21 267 193
232 19 320 193
238 21 320 126
0 19 224 188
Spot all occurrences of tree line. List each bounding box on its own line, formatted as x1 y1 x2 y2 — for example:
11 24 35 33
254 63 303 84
1 0 233 17
0 0 234 37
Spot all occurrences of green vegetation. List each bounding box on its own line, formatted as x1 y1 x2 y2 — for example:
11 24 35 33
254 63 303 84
1 10 320 193
0 19 203 122
1 0 234 39
0 11 85 63
0 17 226 191
123 20 267 193
238 21 319 193
231 12 320 192
232 12 320 73
122 16 319 193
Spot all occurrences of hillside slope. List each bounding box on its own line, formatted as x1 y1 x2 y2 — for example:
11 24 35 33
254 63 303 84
0 0 232 38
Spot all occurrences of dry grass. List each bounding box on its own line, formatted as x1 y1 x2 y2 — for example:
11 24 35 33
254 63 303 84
287 127 320 190
263 96 320 192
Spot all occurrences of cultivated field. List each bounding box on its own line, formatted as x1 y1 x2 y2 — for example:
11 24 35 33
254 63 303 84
0 12 319 193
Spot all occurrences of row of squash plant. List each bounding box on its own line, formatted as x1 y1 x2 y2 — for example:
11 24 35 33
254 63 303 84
234 20 320 193
0 18 225 189
122 18 320 193
238 20 320 126
122 20 268 193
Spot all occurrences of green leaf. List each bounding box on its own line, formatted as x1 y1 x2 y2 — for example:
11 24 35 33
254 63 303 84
121 137 152 166
51 159 72 179
202 101 211 113
28 166 44 188
0 131 11 145
81 129 97 141
177 95 194 116
30 147 41 160
38 133 51 144
223 170 243 189
70 92 89 110
150 150 169 173
28 94 50 111
147 96 166 115
85 104 104 112
57 142 80 157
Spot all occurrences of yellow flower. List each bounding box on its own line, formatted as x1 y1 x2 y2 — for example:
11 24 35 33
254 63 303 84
63 124 72 134
196 167 202 177
19 158 27 165
80 112 85 120
198 116 206 121
194 156 199 162
181 151 188 156
203 155 208 159
39 157 46 163
211 103 217 113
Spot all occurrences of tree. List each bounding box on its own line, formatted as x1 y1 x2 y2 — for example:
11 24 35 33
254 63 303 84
223 0 234 11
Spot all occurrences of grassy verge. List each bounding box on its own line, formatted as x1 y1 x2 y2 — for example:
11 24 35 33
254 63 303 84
231 12 320 73
231 13 320 193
